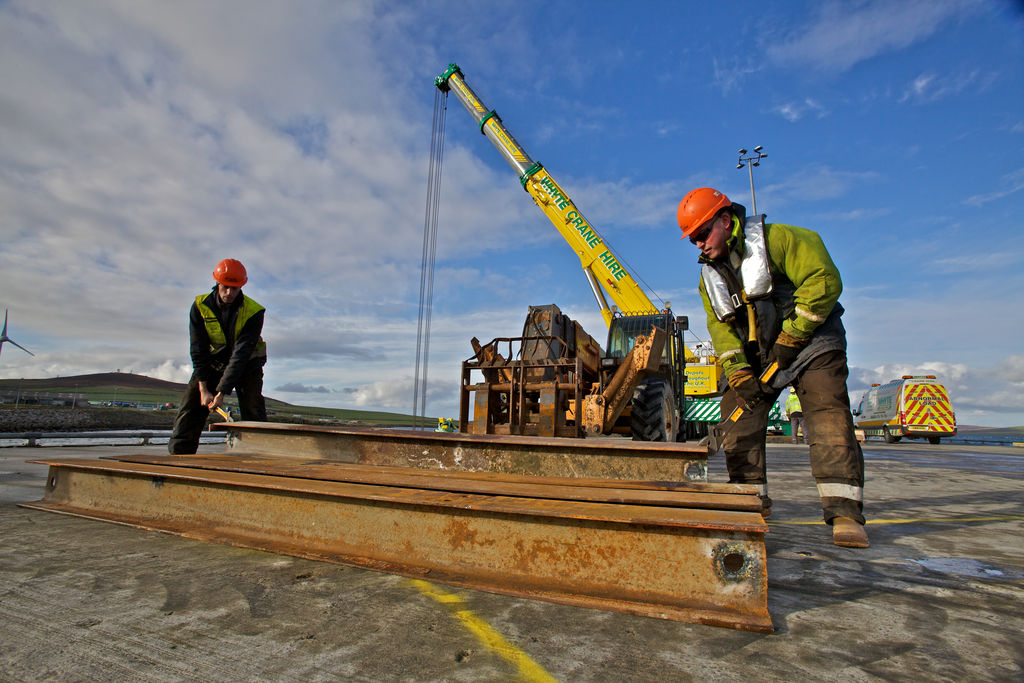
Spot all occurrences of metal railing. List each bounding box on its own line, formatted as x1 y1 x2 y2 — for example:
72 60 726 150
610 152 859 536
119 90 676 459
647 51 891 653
0 430 226 448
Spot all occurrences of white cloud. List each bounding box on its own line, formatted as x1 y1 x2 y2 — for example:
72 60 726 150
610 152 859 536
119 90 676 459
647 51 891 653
810 207 892 222
929 249 1024 274
773 98 829 123
759 165 881 207
564 177 685 231
899 70 994 104
766 0 981 73
275 382 331 394
963 168 1024 206
0 1 535 417
711 56 761 94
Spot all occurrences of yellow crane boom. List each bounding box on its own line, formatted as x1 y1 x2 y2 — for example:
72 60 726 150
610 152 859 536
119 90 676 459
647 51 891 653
436 64 656 326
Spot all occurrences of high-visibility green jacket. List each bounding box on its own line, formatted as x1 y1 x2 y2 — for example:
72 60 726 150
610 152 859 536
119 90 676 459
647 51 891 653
697 207 846 385
786 391 802 415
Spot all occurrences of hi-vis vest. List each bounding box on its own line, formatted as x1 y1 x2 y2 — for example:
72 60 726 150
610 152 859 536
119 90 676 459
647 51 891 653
700 216 772 322
195 294 267 358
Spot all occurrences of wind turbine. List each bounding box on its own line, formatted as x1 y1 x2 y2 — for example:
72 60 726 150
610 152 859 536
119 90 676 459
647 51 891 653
0 309 34 359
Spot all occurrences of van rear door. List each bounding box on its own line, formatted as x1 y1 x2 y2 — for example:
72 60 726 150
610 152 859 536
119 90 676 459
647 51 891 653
901 382 956 436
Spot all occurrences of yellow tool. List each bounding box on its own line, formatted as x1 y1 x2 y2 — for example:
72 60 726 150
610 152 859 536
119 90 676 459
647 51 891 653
701 360 780 454
214 406 233 422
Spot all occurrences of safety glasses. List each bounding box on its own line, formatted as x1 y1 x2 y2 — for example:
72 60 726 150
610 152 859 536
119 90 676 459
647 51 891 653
688 215 719 245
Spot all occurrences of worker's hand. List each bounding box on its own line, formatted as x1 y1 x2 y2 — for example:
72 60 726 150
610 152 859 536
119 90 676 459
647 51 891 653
768 331 809 371
199 382 215 408
727 369 769 408
207 392 225 411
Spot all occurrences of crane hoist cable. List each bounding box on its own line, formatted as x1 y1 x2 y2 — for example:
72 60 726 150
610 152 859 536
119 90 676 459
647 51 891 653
413 88 447 428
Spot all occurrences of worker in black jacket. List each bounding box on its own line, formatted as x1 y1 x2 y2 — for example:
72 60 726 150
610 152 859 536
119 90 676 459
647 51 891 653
168 258 267 454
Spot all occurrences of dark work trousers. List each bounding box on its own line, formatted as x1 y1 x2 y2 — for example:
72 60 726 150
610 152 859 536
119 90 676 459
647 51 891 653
721 350 865 524
790 414 806 443
168 362 267 455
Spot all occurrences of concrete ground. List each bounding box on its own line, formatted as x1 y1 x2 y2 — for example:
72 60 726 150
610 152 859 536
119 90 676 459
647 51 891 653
1 440 1021 682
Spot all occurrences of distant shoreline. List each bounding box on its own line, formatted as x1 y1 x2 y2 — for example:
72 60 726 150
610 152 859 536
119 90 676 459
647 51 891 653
0 405 180 433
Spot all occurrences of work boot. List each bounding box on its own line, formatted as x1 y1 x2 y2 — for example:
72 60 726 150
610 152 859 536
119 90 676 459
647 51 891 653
832 517 869 548
759 495 772 520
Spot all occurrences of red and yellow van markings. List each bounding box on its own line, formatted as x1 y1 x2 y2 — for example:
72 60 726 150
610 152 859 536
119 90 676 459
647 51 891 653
903 383 955 432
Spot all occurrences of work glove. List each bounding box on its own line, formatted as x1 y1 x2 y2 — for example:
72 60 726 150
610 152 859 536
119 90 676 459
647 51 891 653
727 369 769 408
768 331 809 371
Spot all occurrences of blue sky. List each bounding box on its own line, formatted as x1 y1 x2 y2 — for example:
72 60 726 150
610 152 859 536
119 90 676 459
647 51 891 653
1 0 1022 426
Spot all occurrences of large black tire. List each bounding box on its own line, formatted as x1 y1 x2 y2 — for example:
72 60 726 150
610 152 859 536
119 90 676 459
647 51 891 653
884 426 901 444
927 436 940 445
631 378 679 442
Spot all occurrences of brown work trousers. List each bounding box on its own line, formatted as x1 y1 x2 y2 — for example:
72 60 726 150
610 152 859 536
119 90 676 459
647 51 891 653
720 350 865 524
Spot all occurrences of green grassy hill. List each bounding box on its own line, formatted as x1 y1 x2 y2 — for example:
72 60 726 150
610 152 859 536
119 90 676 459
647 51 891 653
0 372 426 429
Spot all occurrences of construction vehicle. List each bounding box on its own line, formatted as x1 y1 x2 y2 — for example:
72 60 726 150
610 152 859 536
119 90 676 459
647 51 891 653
853 375 957 444
436 64 722 441
458 302 682 439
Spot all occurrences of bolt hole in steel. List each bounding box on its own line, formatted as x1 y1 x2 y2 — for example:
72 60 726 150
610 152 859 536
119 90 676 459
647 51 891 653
684 461 707 481
713 541 753 581
722 553 745 573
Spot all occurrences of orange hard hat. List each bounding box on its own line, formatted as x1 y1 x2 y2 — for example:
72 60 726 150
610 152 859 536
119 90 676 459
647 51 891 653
212 258 247 287
677 187 731 238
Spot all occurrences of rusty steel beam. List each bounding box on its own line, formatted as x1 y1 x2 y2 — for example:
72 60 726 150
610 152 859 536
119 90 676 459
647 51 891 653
21 456 771 632
105 454 762 512
214 422 710 482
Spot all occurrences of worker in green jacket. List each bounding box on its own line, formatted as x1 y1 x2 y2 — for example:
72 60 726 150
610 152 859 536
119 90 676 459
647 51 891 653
677 187 867 548
168 258 268 454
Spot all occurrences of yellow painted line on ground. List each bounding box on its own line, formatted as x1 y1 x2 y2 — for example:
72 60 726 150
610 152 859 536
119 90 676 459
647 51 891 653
773 515 1024 525
408 579 560 683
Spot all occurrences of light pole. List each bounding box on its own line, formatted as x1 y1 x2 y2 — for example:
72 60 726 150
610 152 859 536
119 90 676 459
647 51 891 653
737 146 767 215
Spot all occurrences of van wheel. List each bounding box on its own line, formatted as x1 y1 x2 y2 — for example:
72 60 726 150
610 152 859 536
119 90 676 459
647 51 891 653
883 427 901 444
631 379 678 442
927 436 940 445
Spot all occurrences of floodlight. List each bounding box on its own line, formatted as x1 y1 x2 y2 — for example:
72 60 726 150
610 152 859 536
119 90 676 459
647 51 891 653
738 148 747 155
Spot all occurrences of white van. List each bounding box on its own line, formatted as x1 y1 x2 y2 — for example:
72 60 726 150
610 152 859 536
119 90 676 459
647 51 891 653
853 375 956 444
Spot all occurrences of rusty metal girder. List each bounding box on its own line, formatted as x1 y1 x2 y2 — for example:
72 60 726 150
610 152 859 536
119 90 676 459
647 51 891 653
214 422 710 482
107 454 761 511
21 455 771 632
